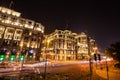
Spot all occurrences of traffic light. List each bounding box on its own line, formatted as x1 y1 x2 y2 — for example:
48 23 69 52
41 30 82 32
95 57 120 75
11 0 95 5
19 55 24 61
10 55 15 61
94 54 97 61
0 48 7 55
29 55 33 58
0 55 5 61
94 54 101 61
11 49 17 55
98 54 101 61
28 50 34 58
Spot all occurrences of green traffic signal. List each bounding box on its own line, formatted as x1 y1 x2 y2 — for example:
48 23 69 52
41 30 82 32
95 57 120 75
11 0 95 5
19 55 24 61
0 55 5 61
10 55 15 61
29 55 32 58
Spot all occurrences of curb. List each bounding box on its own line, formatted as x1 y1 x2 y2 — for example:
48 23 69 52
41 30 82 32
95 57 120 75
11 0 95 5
96 69 120 80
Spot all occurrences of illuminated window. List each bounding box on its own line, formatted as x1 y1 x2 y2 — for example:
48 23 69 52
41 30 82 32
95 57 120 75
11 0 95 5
8 29 14 33
13 30 22 40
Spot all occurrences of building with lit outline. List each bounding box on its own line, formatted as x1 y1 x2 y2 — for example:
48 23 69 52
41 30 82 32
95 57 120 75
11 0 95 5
75 32 96 60
42 30 97 61
42 29 77 61
0 6 44 62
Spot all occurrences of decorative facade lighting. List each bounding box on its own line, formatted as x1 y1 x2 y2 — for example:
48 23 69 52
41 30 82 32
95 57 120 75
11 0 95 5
0 6 45 62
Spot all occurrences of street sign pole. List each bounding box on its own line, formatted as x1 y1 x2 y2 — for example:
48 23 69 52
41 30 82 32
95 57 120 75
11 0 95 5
43 53 47 79
106 57 109 80
87 35 92 80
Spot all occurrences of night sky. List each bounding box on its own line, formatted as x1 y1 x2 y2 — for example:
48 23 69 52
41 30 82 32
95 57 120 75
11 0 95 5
1 0 120 52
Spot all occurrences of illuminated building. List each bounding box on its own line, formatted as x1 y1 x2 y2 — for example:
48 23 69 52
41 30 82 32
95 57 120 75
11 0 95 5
42 31 96 61
42 29 77 61
0 6 44 62
75 32 96 60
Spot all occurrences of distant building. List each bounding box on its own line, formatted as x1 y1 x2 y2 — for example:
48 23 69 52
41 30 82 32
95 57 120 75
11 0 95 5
75 32 96 60
42 30 97 61
0 6 44 62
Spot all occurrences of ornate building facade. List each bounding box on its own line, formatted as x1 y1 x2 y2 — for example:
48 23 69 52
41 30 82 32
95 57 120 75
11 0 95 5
42 29 77 61
42 30 97 61
0 6 44 62
75 32 96 60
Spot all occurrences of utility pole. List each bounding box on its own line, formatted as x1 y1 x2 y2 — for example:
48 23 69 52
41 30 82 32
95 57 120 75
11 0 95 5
87 35 92 80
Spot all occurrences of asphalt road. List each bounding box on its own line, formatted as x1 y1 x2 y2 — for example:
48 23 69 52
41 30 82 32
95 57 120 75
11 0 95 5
0 62 107 80
39 63 107 80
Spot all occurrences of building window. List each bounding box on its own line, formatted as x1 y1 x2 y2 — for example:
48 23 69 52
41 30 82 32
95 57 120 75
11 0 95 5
11 17 17 22
5 34 13 39
28 21 32 25
31 38 36 41
24 37 29 41
3 40 10 46
1 14 8 19
16 30 22 34
23 30 29 35
20 19 25 24
14 36 21 40
59 35 62 37
11 49 17 55
13 30 22 40
12 41 18 46
8 29 14 33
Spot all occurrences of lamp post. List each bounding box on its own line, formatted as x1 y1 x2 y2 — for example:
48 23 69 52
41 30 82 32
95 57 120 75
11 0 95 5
43 39 50 79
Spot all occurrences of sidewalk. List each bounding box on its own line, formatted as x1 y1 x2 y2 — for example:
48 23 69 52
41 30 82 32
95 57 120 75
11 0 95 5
96 62 120 80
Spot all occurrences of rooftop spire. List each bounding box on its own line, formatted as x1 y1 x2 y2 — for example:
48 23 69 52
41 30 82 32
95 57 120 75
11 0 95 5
9 0 14 8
